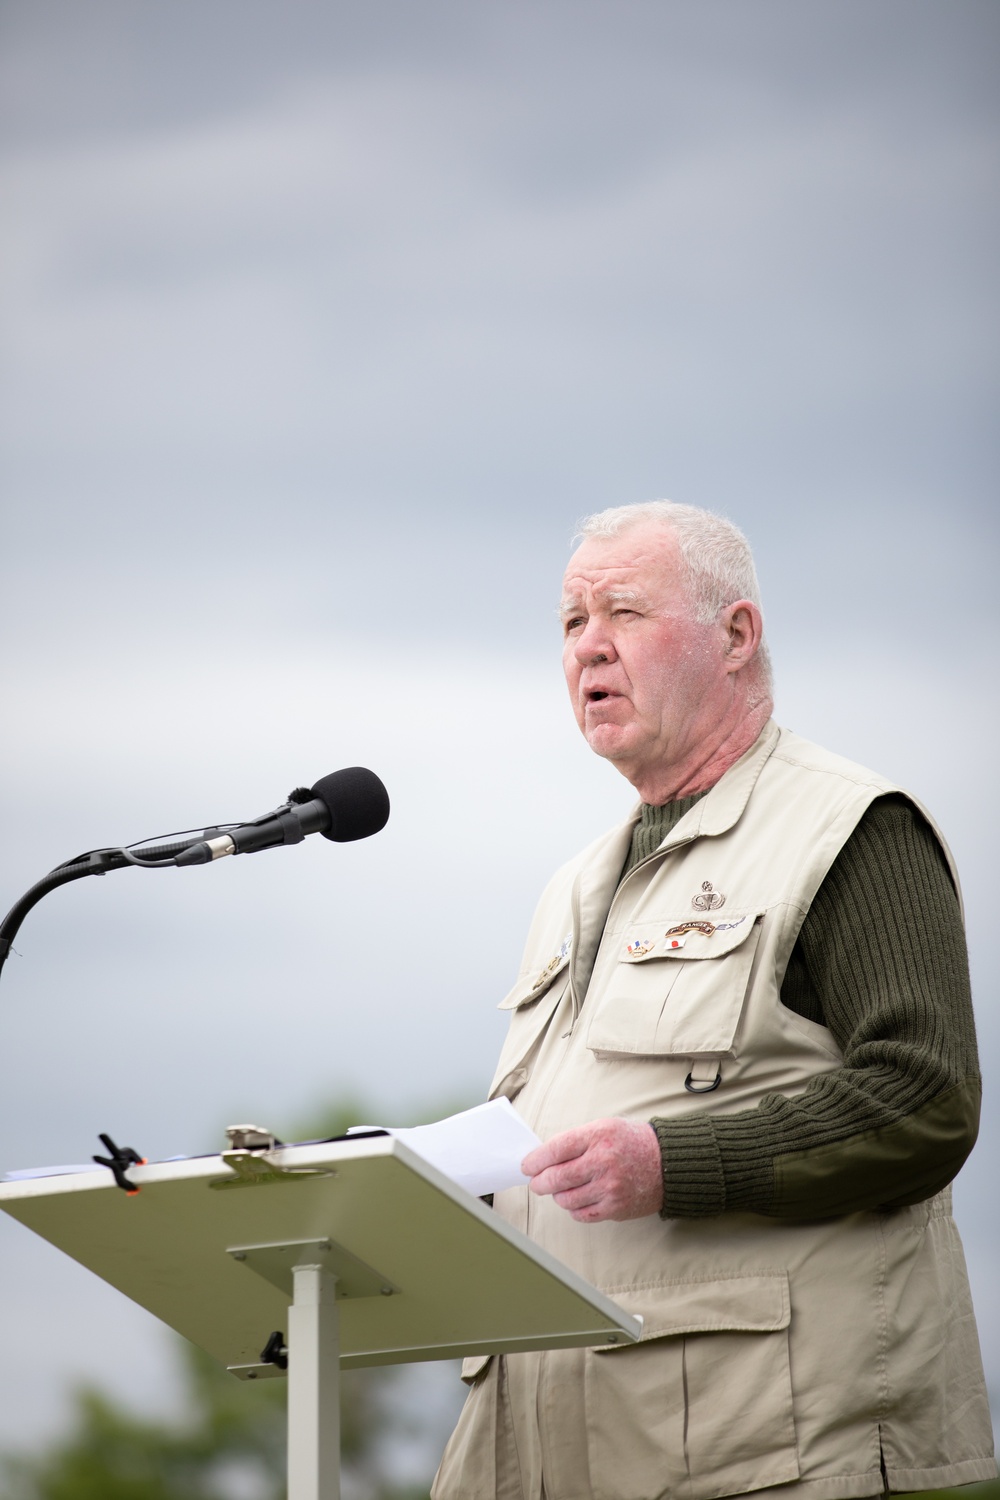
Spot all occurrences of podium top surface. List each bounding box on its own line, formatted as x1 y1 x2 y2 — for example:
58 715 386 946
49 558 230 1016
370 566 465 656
0 1136 640 1372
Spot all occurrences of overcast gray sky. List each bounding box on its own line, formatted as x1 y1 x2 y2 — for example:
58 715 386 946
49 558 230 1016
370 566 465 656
1 0 997 1460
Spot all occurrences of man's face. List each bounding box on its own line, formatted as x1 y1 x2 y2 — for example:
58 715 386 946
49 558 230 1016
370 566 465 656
560 524 729 786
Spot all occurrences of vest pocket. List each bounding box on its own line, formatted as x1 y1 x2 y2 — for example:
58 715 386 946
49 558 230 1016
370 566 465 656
488 971 570 1103
586 913 763 1058
498 944 571 1011
584 1274 799 1499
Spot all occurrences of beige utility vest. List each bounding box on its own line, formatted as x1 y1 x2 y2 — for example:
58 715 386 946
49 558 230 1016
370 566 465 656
458 723 994 1500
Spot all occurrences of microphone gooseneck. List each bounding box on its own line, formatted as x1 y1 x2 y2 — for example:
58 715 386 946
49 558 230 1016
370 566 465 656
0 767 390 982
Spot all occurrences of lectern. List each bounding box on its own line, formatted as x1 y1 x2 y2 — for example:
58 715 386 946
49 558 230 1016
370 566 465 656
0 1134 641 1498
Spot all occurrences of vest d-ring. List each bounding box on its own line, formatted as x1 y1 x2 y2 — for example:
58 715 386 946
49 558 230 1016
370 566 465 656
685 1062 722 1093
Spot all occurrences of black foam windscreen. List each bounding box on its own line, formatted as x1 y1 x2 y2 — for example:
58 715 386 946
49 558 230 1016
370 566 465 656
311 767 390 843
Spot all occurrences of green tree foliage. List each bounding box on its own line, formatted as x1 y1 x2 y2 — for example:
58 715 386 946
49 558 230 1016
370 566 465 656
0 1335 429 1500
1 1340 282 1500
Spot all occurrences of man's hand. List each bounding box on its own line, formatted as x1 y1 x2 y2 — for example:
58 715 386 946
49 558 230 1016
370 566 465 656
521 1118 664 1222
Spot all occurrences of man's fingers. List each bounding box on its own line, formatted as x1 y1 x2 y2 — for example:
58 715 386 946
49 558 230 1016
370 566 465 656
552 1182 603 1213
521 1117 664 1223
521 1128 590 1178
526 1156 595 1198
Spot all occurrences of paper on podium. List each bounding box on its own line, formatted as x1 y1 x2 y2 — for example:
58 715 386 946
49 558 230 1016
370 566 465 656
347 1098 540 1197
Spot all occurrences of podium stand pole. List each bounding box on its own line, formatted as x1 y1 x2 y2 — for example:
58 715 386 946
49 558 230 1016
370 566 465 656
287 1262 341 1500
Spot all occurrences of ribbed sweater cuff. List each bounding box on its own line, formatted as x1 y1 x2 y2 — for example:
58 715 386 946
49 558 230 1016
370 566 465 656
652 1116 727 1218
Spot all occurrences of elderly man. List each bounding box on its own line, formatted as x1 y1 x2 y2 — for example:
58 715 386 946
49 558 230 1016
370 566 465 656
433 502 994 1500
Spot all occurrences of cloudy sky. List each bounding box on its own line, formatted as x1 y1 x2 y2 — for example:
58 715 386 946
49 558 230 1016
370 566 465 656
0 0 997 1460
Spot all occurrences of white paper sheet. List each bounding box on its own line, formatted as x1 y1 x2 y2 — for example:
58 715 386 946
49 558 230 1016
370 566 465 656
3 1154 190 1182
347 1098 540 1197
3 1163 98 1181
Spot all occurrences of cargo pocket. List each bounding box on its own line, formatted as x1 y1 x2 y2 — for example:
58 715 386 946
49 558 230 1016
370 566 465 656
460 1352 493 1384
586 913 763 1062
584 1274 799 1500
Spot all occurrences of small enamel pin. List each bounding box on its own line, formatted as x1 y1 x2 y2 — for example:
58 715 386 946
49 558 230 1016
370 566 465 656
532 932 572 990
625 938 655 957
664 920 717 939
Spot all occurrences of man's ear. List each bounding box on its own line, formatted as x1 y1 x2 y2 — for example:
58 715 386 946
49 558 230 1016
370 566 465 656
721 600 763 671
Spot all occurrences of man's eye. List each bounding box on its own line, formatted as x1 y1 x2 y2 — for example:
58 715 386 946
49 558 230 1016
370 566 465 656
564 617 585 633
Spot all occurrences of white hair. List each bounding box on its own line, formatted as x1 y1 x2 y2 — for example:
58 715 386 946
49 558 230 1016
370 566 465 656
576 500 773 694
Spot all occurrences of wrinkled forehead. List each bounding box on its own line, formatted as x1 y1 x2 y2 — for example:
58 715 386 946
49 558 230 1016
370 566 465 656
560 524 689 607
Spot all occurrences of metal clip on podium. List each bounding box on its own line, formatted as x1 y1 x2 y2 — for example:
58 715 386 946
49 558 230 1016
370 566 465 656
0 1133 641 1500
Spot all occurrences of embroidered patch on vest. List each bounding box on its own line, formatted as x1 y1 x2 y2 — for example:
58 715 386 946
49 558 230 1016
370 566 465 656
692 880 726 911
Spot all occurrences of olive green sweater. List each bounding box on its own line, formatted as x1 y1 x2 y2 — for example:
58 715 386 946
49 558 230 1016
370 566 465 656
623 794 982 1220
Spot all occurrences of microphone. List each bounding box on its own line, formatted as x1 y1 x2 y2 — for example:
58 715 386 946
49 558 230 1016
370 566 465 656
174 767 390 866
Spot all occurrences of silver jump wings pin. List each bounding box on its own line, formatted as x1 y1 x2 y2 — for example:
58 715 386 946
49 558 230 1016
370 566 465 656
692 880 726 911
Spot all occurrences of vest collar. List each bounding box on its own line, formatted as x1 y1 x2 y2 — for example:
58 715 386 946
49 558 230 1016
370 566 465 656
645 718 782 854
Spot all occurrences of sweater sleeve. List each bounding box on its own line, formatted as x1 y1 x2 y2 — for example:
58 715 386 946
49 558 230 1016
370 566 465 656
651 794 983 1219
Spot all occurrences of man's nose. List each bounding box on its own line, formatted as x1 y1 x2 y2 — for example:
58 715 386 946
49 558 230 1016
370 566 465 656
573 619 615 665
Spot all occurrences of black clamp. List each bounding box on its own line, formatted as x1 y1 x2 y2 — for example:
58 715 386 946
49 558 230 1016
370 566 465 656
260 1330 288 1370
93 1132 146 1194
